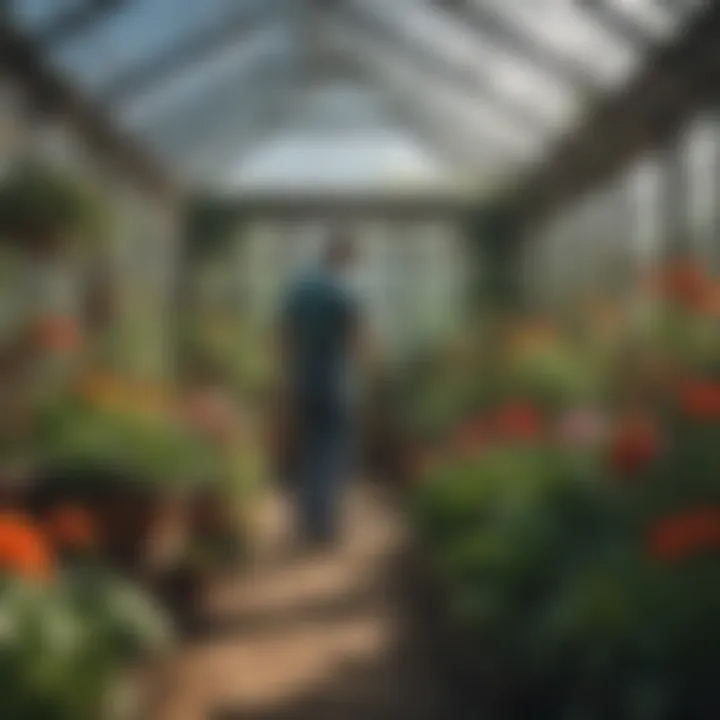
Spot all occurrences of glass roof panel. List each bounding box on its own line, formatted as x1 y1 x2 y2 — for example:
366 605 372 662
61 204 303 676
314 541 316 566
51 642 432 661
363 0 577 128
3 0 708 191
328 18 540 162
46 0 270 92
223 130 457 195
8 0 85 33
478 0 639 86
116 22 294 129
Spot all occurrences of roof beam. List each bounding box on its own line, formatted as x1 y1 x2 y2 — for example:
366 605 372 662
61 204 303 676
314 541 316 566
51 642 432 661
36 0 125 46
0 18 171 193
513 1 720 229
431 0 598 90
337 1 551 133
577 0 654 48
97 1 283 107
321 27 520 178
320 13 539 151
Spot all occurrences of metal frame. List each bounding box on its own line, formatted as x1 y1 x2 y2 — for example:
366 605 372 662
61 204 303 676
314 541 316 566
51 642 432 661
514 2 720 229
338 1 551 133
660 134 690 258
211 194 472 219
320 26 523 178
431 0 599 90
0 19 171 193
158 66 303 181
577 0 655 48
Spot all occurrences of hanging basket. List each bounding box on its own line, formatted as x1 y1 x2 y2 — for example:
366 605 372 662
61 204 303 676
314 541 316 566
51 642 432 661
0 163 105 256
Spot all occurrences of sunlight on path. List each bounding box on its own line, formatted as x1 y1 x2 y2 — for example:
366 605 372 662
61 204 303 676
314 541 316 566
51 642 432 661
151 485 438 720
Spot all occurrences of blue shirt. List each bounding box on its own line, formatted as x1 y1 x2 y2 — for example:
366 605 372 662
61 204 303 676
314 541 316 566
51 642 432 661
282 269 357 414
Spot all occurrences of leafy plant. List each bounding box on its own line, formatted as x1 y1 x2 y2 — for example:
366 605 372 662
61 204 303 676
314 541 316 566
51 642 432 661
0 163 105 251
0 569 172 720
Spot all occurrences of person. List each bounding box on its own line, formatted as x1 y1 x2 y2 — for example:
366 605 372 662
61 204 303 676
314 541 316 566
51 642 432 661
277 229 363 548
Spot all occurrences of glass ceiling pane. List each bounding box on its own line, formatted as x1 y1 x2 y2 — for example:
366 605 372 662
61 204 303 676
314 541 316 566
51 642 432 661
477 0 638 87
134 59 291 158
46 0 268 92
223 130 457 195
7 0 85 33
330 18 542 160
5 0 706 189
117 23 294 128
360 0 577 129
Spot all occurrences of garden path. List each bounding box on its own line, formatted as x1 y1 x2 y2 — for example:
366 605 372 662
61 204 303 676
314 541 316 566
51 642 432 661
150 483 446 720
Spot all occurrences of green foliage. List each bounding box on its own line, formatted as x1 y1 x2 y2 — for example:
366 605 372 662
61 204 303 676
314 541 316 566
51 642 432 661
0 164 105 248
502 344 608 410
0 569 171 720
34 396 224 490
412 444 720 719
185 199 242 262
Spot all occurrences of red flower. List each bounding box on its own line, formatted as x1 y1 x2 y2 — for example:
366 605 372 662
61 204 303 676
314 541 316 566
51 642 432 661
678 379 720 421
44 504 97 552
654 259 709 308
34 315 81 353
609 418 662 477
491 401 544 443
0 512 54 583
648 508 720 562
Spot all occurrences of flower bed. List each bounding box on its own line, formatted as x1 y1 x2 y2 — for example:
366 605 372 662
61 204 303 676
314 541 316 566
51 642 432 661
0 511 172 720
407 263 720 719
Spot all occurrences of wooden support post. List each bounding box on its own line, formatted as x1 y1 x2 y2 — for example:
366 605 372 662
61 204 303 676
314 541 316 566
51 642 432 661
466 206 524 313
711 109 720 272
660 135 690 261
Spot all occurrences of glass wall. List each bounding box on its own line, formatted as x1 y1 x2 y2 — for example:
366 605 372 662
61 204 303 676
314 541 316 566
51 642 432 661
239 215 468 357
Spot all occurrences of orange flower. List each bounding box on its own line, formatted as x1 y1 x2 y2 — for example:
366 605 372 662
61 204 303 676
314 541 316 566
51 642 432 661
678 379 720 421
0 512 54 583
33 315 81 353
648 508 720 562
44 504 97 551
609 417 662 477
491 401 545 443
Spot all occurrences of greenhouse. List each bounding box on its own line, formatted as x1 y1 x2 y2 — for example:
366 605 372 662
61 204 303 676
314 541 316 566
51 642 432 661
1 1 719 718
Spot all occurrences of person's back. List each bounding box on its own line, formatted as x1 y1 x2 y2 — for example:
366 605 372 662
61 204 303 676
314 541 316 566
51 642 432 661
279 231 359 548
283 267 355 421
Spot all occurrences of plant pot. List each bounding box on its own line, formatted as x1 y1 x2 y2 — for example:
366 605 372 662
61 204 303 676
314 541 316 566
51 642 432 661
30 461 168 568
189 486 230 540
90 489 165 568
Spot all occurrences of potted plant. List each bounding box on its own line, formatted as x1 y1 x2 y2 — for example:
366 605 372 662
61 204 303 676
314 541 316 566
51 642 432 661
0 162 103 258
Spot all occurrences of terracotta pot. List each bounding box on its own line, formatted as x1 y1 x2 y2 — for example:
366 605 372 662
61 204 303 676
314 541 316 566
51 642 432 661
89 490 165 567
189 488 229 539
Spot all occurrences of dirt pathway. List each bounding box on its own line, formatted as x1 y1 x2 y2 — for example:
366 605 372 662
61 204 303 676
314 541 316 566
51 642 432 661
150 484 445 720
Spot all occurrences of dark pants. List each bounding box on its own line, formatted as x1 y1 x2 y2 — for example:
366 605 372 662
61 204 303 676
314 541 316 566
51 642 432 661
292 390 353 544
